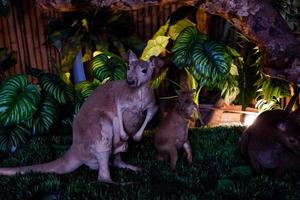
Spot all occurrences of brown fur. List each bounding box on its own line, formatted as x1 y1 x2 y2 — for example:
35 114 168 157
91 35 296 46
154 90 199 169
0 50 158 184
240 109 300 174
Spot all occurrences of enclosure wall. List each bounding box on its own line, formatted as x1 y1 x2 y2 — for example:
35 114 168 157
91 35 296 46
0 0 179 75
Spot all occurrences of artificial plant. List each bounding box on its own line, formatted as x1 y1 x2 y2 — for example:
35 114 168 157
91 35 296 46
224 29 291 111
141 14 237 106
0 49 129 153
46 10 144 73
141 6 292 112
0 70 75 153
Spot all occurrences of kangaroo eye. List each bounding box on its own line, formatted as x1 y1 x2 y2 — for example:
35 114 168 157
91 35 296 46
142 69 147 73
288 137 297 144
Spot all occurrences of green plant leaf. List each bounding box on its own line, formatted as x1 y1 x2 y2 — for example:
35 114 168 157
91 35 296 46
221 76 240 105
168 18 195 40
191 40 232 86
75 80 98 103
150 68 168 89
0 125 30 153
25 95 58 135
255 76 290 111
141 36 170 61
255 98 279 111
0 75 40 126
91 53 127 81
233 48 260 109
40 73 74 105
172 26 205 69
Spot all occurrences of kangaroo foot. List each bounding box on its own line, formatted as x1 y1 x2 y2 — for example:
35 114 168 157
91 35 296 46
113 153 142 172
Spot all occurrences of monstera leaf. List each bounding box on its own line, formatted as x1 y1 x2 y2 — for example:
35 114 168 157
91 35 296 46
171 26 207 69
40 73 74 104
191 40 232 85
92 54 126 82
75 80 99 103
0 125 31 153
0 75 40 126
25 95 58 135
172 26 232 87
150 68 168 89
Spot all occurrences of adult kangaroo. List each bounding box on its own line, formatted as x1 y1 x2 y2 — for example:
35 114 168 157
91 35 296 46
240 86 300 174
0 50 158 184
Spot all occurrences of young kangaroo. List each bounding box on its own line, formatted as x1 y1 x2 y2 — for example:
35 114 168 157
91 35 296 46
240 87 300 174
154 90 199 169
0 50 158 184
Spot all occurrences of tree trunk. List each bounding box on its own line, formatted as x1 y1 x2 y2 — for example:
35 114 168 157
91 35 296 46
37 0 300 84
198 0 300 84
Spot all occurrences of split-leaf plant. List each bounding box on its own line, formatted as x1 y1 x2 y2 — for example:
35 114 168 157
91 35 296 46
46 9 145 72
141 15 238 106
0 51 127 153
141 7 291 112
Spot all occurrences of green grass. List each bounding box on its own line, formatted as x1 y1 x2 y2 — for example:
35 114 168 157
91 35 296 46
0 127 299 200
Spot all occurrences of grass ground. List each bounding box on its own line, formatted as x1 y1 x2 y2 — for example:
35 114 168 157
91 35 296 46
0 127 299 200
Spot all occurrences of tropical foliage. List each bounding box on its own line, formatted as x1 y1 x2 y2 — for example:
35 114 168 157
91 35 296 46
255 76 290 111
0 73 71 153
0 75 40 126
46 10 144 72
0 49 130 153
141 11 238 105
0 127 299 200
172 26 233 88
91 53 127 82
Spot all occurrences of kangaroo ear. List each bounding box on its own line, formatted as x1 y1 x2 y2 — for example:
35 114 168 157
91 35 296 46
148 56 164 69
290 108 300 119
277 122 287 131
127 50 138 63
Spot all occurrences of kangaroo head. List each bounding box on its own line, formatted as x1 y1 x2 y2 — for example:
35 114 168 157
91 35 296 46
126 50 156 88
176 90 198 118
277 120 300 154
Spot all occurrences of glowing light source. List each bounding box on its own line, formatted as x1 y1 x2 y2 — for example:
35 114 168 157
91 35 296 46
244 114 257 126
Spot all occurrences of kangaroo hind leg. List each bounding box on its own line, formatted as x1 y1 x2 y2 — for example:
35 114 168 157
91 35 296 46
113 153 142 172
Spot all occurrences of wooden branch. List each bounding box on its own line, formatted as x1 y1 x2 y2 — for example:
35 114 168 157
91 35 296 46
198 0 300 84
36 0 300 84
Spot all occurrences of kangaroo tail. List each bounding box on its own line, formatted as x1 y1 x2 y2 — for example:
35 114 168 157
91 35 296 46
0 147 82 176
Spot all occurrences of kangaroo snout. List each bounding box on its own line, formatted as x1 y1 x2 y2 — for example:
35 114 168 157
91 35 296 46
126 78 137 87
